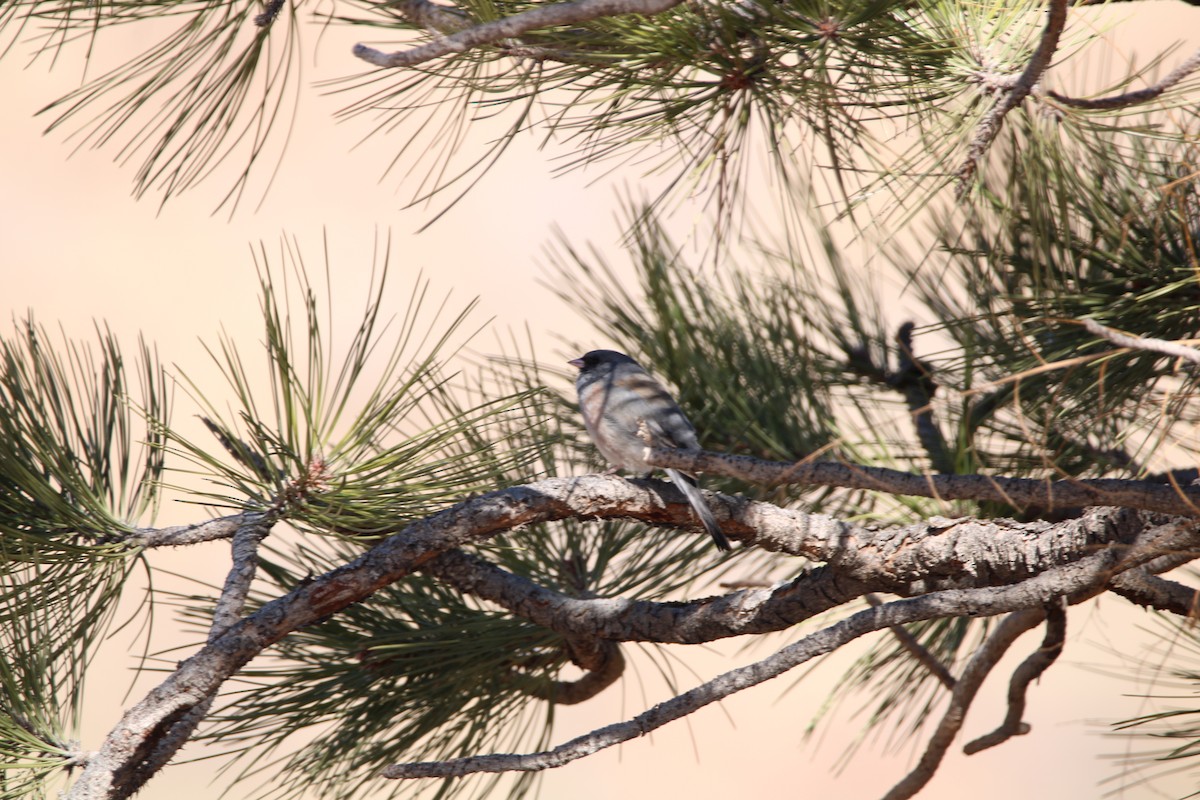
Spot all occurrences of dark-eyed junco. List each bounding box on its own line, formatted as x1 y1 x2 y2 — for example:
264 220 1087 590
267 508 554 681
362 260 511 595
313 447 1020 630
569 349 731 551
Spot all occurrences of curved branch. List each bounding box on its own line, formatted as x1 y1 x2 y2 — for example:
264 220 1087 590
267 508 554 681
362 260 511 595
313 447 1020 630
963 599 1066 755
881 609 1047 800
529 639 626 705
1048 46 1200 110
352 0 683 68
646 447 1200 518
385 540 1130 782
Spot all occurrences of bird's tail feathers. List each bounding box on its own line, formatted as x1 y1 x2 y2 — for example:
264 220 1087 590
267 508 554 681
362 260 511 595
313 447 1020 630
667 469 732 551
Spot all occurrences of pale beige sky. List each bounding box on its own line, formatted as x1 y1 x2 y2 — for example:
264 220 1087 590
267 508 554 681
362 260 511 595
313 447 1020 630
2 4 1200 800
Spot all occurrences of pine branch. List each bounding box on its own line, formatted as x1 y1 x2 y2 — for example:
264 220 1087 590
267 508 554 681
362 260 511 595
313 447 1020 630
62 476 1200 798
881 608 1047 800
1080 318 1200 366
1048 46 1200 110
645 447 1200 518
384 532 1144 782
352 0 683 68
963 599 1066 755
956 0 1070 195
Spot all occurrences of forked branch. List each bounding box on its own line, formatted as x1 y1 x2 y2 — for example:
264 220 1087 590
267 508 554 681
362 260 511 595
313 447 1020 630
881 609 1047 800
956 0 1069 195
963 599 1067 755
65 479 1200 798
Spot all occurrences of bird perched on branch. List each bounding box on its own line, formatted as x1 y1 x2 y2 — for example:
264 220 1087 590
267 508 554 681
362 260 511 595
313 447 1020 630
569 349 731 551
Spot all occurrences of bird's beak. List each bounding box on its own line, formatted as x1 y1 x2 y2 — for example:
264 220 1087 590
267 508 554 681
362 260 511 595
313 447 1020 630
567 358 585 369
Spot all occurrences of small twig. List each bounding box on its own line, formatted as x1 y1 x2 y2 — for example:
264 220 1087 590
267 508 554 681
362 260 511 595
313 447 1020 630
1048 46 1200 110
956 0 1069 196
963 599 1067 754
133 513 251 547
353 0 683 68
866 593 956 690
881 608 1047 800
1080 318 1200 366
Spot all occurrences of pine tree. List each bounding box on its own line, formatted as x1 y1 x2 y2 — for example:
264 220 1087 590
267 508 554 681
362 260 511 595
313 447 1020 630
3 1 1200 798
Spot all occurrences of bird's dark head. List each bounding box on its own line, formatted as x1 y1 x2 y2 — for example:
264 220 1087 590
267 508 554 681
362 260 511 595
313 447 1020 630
568 349 638 373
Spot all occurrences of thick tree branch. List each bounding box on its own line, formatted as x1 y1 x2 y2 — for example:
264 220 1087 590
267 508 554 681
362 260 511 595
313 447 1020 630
426 548 871 643
962 599 1066 755
956 0 1069 195
66 476 1199 798
647 447 1200 518
1048 46 1200 110
1079 318 1200 365
881 608 1047 800
352 0 683 68
384 536 1136 782
432 507 1180 643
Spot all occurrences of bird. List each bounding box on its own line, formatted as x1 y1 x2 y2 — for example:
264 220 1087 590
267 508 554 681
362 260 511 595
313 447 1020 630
569 349 732 551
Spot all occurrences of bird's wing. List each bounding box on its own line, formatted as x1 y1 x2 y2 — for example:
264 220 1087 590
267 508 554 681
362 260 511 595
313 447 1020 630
610 367 701 450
